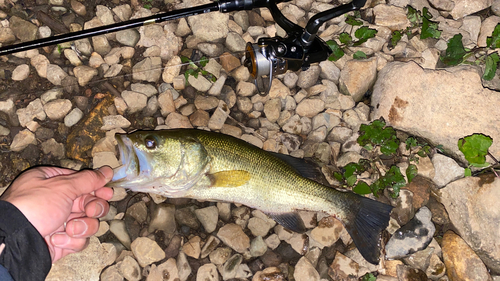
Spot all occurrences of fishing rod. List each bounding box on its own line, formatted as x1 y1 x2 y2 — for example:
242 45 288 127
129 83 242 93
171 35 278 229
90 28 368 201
0 0 367 93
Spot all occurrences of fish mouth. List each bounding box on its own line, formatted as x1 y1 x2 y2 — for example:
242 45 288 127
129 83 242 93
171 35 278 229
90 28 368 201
111 134 136 183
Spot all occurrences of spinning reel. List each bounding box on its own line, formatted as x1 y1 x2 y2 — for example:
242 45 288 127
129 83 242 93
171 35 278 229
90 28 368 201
243 0 368 94
0 0 367 94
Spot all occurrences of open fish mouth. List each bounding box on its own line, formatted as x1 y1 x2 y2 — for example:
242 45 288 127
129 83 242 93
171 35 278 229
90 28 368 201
111 134 135 182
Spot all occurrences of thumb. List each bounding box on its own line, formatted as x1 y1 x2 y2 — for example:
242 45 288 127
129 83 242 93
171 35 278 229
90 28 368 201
65 166 113 198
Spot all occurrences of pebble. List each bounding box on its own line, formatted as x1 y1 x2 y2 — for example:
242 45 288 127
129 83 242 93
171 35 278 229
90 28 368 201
112 4 132 21
10 129 36 152
431 154 464 187
147 258 179 281
109 220 131 249
209 247 232 265
73 65 98 86
148 203 176 234
250 236 268 257
11 64 30 81
131 237 165 267
310 216 343 248
101 115 131 131
217 223 250 253
46 64 68 85
182 236 201 259
208 100 230 130
196 263 219 281
64 108 83 127
194 205 219 233
220 52 241 72
294 256 320 281
121 91 148 114
226 32 247 52
117 256 141 281
220 254 243 280
116 29 140 47
176 252 191 281
188 75 212 92
296 98 325 117
328 252 359 280
132 57 162 82
201 236 221 259
44 99 72 120
41 138 65 159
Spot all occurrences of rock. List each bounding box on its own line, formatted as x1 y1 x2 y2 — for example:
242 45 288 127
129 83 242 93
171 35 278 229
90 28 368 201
64 108 83 127
165 112 193 128
442 230 492 280
371 61 500 163
201 236 221 259
73 65 98 86
431 154 464 187
296 99 325 118
182 236 201 259
450 0 492 19
31 54 50 78
319 60 341 83
41 138 65 159
158 90 176 116
11 64 30 81
264 98 281 123
208 100 230 130
220 52 241 72
197 263 219 281
297 65 321 89
16 98 46 127
9 16 38 42
177 252 191 281
386 207 436 259
236 81 257 96
389 189 415 226
117 256 141 281
195 206 219 233
116 29 140 47
220 254 242 280
132 57 162 82
112 4 132 21
10 129 36 152
339 57 377 102
46 64 68 85
438 175 500 273
147 258 179 281
294 256 320 281
44 99 72 121
45 237 113 281
226 32 246 52
121 91 148 114
310 216 343 248
396 264 428 281
137 23 181 61
99 265 122 281
130 237 165 267
404 176 432 210
217 223 250 253
0 27 16 44
186 0 229 42
250 236 268 257
188 75 212 92
479 16 500 47
373 4 411 31
328 252 359 280
162 56 182 84
148 203 176 234
101 115 131 131
269 79 291 99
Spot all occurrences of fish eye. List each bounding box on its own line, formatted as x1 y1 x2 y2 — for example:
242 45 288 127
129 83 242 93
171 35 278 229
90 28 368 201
145 136 156 149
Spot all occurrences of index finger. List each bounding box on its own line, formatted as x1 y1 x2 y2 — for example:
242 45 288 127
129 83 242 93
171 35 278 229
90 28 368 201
65 166 113 198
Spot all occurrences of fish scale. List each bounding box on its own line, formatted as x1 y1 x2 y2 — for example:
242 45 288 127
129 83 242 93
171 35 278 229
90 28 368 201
109 128 393 265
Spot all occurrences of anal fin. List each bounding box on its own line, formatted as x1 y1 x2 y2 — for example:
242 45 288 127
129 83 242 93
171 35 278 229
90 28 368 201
267 212 307 233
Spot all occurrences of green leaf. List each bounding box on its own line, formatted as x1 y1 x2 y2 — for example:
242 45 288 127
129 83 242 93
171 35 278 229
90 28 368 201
327 40 345 61
360 272 377 281
344 163 360 179
464 167 472 177
487 23 500 48
201 70 209 76
347 175 357 186
406 164 418 183
200 56 209 67
334 171 344 182
483 52 500 80
405 137 418 150
391 30 402 48
407 6 421 24
353 181 372 195
358 119 400 156
339 32 352 45
441 34 467 66
211 76 217 82
458 133 493 165
354 26 378 45
353 51 367 60
420 8 441 39
143 3 152 9
180 56 191 64
346 15 363 26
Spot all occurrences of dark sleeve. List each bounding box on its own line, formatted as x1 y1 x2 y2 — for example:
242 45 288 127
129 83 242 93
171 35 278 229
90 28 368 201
0 200 52 281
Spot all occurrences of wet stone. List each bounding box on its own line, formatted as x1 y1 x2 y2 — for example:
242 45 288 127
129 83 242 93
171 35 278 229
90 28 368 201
386 206 436 259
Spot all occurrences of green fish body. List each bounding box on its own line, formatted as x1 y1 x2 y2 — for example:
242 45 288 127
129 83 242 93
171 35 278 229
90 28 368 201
109 129 393 264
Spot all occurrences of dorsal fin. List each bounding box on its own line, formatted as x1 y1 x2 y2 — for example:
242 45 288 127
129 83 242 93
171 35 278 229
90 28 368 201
270 152 326 182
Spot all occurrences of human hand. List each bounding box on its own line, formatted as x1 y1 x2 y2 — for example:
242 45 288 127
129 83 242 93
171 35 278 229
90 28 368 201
0 166 114 262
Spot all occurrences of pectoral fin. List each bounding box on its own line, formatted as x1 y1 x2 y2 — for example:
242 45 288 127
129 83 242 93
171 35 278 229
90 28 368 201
267 212 307 233
209 170 251 187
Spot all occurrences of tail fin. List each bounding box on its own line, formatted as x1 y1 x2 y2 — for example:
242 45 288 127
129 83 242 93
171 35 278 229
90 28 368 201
343 195 393 265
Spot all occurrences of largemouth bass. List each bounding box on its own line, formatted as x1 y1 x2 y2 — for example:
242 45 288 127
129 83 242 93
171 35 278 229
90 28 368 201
109 129 393 264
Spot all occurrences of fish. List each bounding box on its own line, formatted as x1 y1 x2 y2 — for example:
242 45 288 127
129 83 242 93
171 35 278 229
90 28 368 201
109 129 393 264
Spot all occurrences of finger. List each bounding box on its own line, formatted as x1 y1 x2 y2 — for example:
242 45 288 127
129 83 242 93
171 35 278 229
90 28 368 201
71 194 110 217
66 166 113 199
65 217 100 238
50 232 90 252
95 187 114 201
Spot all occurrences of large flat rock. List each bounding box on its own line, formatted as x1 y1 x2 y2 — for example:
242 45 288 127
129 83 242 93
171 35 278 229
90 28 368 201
371 61 500 163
